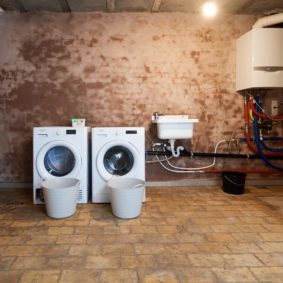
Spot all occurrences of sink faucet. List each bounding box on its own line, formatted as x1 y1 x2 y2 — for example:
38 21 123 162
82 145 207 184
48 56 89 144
153 112 159 120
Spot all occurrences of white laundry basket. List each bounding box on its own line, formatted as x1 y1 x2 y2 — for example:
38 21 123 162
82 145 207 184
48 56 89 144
107 178 145 219
42 178 79 219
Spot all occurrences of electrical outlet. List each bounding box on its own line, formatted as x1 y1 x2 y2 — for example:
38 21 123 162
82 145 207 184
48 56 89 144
271 100 278 116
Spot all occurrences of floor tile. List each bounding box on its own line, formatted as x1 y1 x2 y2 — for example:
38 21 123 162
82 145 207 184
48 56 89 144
135 243 165 255
250 267 283 282
194 243 231 253
188 254 224 267
4 245 37 256
35 245 70 256
0 257 16 269
102 243 134 255
69 244 101 256
19 270 61 283
48 227 74 235
212 267 258 282
257 242 283 253
0 271 23 282
121 255 157 268
255 253 283 266
138 268 180 283
205 233 235 242
231 232 263 242
59 270 100 283
11 256 47 270
99 269 138 283
85 255 120 269
164 243 198 254
227 242 263 253
56 235 87 244
259 233 283 241
156 254 190 268
222 254 263 267
176 267 218 282
46 256 85 269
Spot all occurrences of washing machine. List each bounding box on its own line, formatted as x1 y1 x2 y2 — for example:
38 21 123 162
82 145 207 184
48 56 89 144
33 127 89 204
92 127 145 203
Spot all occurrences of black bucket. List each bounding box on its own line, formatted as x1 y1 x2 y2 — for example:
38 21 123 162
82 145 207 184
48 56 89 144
222 172 246 195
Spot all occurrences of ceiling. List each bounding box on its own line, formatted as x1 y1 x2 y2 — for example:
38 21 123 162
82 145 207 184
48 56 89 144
0 0 283 15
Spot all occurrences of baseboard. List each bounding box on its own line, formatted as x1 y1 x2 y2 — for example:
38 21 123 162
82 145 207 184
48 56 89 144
146 179 221 187
0 183 32 189
0 178 282 190
146 178 283 187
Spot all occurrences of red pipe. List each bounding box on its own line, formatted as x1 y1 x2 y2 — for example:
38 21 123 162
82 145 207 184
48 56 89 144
244 99 283 156
204 169 283 174
244 99 258 154
249 99 283 120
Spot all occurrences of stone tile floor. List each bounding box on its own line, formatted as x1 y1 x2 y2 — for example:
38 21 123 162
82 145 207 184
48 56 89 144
0 185 283 282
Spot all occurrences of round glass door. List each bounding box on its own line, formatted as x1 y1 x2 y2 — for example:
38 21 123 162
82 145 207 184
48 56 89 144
44 146 75 177
103 146 134 176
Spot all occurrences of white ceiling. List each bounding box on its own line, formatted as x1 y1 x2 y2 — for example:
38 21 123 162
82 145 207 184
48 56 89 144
0 0 283 15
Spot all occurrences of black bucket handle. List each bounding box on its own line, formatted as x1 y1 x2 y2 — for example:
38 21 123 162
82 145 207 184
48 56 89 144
224 175 245 187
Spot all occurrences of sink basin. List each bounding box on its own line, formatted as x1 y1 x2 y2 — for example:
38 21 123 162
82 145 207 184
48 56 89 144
152 115 198 140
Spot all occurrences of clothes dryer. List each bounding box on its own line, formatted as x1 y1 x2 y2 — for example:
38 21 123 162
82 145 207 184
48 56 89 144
92 127 145 203
33 127 89 204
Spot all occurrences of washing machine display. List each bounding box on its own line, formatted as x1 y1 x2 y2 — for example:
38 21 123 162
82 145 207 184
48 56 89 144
92 127 145 203
33 127 89 204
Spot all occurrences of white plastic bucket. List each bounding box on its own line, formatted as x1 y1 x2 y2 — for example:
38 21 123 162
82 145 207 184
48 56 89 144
107 178 145 219
42 178 79 219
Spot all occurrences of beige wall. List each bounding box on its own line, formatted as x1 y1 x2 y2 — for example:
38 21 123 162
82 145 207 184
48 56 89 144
1 12 281 182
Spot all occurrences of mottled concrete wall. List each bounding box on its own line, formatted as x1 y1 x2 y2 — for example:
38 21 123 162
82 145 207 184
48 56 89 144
1 12 279 183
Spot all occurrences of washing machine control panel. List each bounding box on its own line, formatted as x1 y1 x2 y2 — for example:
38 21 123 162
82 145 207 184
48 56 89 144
114 130 138 136
55 129 77 136
66 129 76 135
93 128 141 140
126 130 137 134
34 128 79 138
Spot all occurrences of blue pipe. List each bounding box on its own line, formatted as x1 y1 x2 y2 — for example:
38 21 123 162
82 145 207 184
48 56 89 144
253 96 283 171
260 140 283 152
239 137 283 142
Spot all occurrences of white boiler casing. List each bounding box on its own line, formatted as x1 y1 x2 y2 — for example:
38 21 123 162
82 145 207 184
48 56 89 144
236 28 283 91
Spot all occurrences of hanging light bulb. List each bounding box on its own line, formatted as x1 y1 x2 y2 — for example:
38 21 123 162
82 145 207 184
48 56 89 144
202 1 217 18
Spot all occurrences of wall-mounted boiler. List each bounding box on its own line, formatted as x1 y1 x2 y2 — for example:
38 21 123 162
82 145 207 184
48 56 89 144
236 13 283 92
236 27 283 91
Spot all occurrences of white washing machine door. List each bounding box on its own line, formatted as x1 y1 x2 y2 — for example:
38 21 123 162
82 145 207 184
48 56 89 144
97 140 140 181
36 140 82 180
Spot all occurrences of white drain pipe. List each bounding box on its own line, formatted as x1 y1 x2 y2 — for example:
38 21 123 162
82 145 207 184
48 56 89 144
169 139 184 158
253 13 283 29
